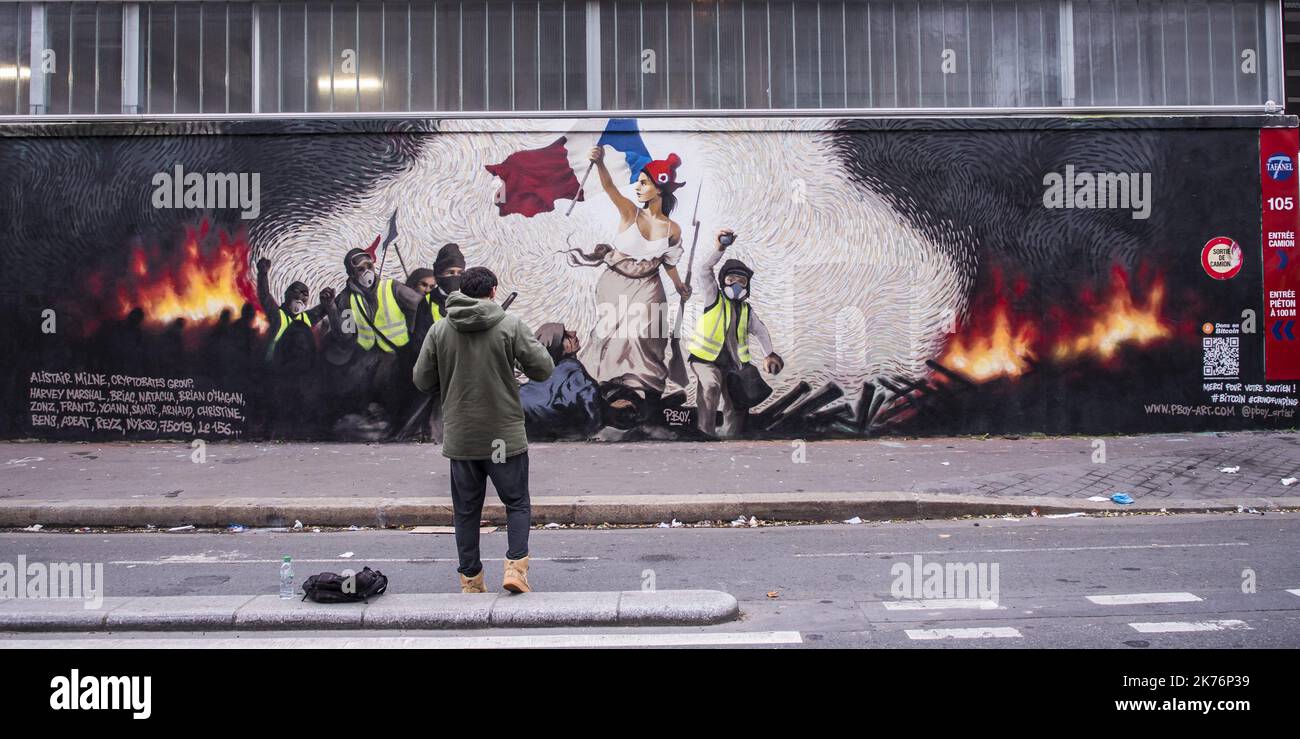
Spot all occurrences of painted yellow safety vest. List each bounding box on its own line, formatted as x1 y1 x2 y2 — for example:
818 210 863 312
688 297 750 364
266 308 312 361
425 293 445 323
350 279 410 352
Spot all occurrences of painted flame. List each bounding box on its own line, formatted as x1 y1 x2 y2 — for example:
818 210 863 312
941 267 1171 382
942 298 1038 382
1051 273 1170 362
103 222 265 331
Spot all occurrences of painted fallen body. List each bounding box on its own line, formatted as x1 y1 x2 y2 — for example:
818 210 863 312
519 323 602 439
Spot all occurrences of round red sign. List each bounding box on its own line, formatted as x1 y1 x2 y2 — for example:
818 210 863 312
1201 236 1243 280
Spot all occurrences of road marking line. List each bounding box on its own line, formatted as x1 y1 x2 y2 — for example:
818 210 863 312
108 557 599 566
796 542 1248 558
882 598 1000 611
1287 589 1300 598
1128 620 1251 633
905 627 1022 640
0 631 804 649
1086 592 1203 605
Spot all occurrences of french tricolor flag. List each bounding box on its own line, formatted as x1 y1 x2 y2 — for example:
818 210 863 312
485 118 653 218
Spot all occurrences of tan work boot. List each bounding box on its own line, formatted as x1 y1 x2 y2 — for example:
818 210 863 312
459 571 487 594
503 555 531 593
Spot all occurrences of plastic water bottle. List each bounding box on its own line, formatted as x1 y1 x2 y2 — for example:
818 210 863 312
279 556 294 599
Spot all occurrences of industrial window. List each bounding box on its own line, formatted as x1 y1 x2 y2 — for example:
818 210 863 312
1071 0 1271 106
253 0 587 113
598 0 1065 109
15 1 125 114
141 2 254 114
0 0 1287 116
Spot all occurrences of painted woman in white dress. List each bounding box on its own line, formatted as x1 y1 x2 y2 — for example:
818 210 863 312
568 145 692 400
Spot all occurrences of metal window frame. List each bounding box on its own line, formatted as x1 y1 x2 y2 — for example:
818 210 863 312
890 1 897 105
765 0 771 107
436 0 441 109
1159 0 1167 105
1229 1 1237 105
1253 1 1261 104
173 3 178 113
1183 2 1191 103
65 2 73 112
406 1 411 111
225 2 231 114
510 0 516 110
740 0 745 108
1059 0 1075 105
482 0 488 109
914 0 920 107
122 2 140 113
1265 0 1281 104
534 0 541 110
585 0 599 108
93 2 99 114
353 0 360 111
664 0 669 107
458 0 464 110
1135 0 1143 106
841 0 847 106
561 0 567 109
251 1 261 113
716 0 722 108
7 103 1276 125
956 0 969 106
8 0 1290 120
13 1 21 114
198 1 204 112
327 0 334 112
637 0 643 110
28 1 44 114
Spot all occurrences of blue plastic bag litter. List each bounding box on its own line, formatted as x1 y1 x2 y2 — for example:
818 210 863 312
1110 493 1134 505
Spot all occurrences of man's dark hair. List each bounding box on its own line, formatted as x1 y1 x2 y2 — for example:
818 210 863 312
460 266 498 298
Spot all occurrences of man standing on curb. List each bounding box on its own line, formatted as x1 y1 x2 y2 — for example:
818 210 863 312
413 267 554 594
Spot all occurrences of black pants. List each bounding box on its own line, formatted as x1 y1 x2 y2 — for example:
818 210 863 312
449 452 531 577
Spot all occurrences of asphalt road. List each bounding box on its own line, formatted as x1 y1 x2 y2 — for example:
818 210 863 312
3 512 1298 648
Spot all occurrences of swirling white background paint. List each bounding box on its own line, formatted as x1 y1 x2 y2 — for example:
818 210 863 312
261 117 976 407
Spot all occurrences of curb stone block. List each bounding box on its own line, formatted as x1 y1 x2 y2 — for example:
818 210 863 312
361 593 494 628
234 594 366 629
105 595 255 631
488 591 621 627
617 590 740 625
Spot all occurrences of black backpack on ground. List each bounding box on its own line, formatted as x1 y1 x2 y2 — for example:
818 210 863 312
301 566 388 603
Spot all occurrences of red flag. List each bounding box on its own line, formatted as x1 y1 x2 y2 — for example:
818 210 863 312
485 136 584 218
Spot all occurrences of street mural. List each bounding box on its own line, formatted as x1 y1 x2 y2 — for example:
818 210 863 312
0 116 1296 442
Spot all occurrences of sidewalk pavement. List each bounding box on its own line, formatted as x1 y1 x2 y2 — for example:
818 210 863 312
0 431 1296 527
0 591 740 632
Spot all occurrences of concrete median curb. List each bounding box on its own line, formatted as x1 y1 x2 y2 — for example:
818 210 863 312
0 590 740 632
2 492 1298 529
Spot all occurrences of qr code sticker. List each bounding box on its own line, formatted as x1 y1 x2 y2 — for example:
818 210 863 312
1202 336 1240 378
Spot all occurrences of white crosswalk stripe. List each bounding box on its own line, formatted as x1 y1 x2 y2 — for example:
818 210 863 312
1128 620 1251 633
1086 592 1202 605
904 627 1022 640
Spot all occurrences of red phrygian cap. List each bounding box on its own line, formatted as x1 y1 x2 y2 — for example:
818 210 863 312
642 153 684 192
